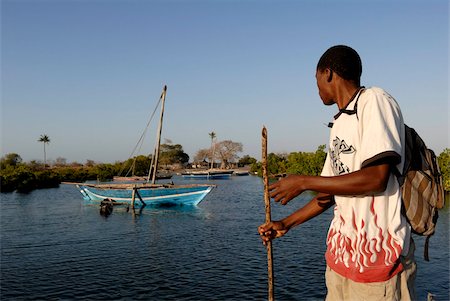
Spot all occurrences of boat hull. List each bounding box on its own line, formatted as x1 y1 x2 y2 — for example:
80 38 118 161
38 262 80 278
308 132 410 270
77 184 214 207
181 170 234 179
233 171 249 176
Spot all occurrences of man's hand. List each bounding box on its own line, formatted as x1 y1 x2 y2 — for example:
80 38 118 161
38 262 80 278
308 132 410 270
269 174 305 205
258 220 289 246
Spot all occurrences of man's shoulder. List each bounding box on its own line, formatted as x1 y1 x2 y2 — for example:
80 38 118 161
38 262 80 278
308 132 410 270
360 86 399 107
362 86 388 97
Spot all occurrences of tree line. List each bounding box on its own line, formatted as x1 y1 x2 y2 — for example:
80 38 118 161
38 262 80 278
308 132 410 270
250 145 327 177
1 132 248 192
0 143 192 193
2 146 449 194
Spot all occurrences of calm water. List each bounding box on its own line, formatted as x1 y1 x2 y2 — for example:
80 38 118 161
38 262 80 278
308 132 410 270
1 175 449 300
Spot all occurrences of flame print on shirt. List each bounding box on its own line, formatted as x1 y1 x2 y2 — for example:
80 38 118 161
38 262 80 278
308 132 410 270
326 197 402 276
330 137 355 175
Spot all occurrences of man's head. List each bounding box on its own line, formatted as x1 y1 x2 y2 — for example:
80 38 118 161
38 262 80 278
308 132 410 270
317 45 362 86
315 45 362 106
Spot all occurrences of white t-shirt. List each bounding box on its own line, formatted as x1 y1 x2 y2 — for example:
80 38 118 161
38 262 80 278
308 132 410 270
321 87 411 283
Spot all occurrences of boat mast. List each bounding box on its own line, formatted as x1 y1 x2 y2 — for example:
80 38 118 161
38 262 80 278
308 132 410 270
148 85 167 184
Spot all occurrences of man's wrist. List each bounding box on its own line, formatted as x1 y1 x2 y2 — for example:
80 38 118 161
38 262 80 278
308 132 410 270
282 216 295 230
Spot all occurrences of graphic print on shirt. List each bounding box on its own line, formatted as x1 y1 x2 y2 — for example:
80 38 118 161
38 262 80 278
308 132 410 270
330 137 355 175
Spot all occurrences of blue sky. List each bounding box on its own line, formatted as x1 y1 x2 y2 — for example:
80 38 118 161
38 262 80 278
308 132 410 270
2 0 449 164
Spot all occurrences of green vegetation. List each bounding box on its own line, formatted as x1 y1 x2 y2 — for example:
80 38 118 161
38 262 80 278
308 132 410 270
1 154 61 193
0 143 190 193
238 155 257 167
438 149 450 191
119 155 152 177
286 145 327 175
159 144 190 167
250 145 326 177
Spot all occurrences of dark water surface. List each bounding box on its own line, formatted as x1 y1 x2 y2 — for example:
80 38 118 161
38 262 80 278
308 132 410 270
1 176 449 300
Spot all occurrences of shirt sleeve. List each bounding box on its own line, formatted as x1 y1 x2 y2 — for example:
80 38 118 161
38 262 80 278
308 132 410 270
321 152 333 176
358 89 403 168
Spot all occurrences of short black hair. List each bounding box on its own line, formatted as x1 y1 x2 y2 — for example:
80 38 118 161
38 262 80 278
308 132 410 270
317 45 362 86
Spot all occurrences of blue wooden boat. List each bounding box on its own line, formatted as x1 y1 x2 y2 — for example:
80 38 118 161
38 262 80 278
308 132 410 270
76 183 215 207
69 86 216 207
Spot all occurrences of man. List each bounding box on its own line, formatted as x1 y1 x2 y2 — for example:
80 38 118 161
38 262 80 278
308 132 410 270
258 45 416 300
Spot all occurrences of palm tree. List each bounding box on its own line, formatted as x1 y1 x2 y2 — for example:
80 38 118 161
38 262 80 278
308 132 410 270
208 131 216 169
38 134 50 168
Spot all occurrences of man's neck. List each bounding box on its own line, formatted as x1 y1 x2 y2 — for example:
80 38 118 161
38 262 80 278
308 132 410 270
335 83 360 110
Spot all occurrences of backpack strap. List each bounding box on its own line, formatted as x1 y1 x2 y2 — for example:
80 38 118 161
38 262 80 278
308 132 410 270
424 235 431 261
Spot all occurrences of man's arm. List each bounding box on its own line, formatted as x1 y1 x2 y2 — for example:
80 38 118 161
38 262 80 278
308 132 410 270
259 161 392 244
269 163 391 205
258 193 334 245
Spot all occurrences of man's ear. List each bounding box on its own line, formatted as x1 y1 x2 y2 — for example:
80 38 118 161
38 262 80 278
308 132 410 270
327 69 333 82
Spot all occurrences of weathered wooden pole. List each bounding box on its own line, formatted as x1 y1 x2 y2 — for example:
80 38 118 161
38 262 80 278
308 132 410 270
150 85 167 184
131 186 136 209
262 126 274 301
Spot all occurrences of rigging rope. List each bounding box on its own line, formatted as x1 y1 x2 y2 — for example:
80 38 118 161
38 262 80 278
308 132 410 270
117 95 162 177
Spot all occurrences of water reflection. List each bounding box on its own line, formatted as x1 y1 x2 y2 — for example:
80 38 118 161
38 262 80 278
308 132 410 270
90 201 212 223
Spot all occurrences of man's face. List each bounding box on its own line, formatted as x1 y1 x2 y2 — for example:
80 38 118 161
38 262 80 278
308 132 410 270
315 69 334 106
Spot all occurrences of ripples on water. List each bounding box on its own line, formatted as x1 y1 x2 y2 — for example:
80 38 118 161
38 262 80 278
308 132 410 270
1 176 449 300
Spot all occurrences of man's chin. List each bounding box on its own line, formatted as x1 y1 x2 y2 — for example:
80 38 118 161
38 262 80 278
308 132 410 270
322 100 335 106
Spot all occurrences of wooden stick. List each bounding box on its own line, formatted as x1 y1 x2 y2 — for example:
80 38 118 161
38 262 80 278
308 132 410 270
131 186 136 209
262 126 274 301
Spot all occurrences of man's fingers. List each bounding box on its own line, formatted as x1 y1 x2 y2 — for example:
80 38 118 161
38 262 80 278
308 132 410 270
273 193 286 203
258 225 276 238
268 181 279 191
258 223 276 234
260 229 275 239
258 224 269 234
